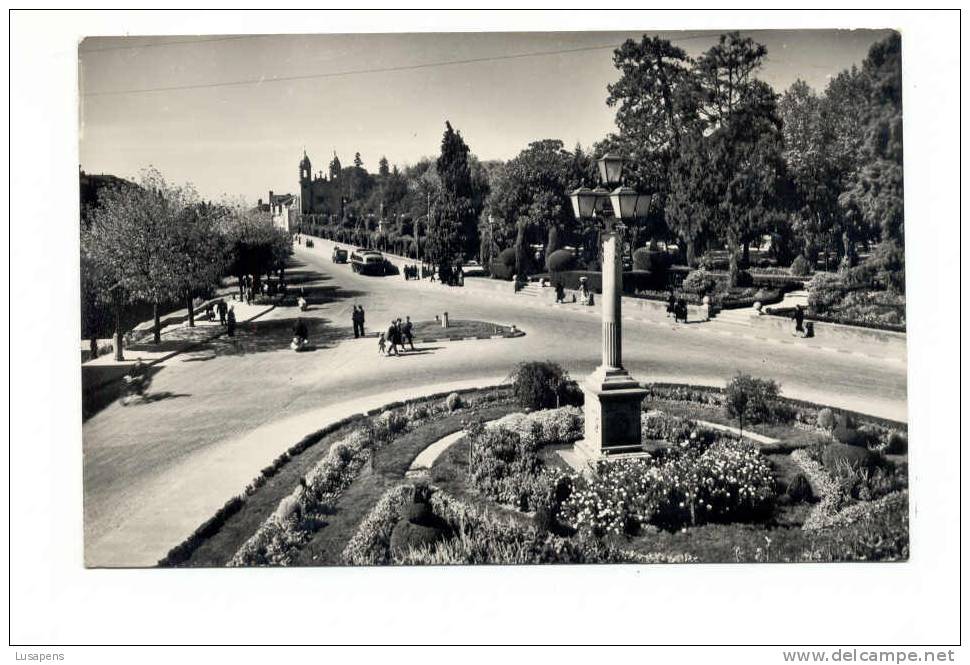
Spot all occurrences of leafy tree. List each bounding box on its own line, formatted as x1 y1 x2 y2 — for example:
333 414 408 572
378 155 390 177
82 167 193 345
691 34 787 283
354 152 364 169
482 139 582 263
838 33 904 289
605 36 699 248
168 202 227 326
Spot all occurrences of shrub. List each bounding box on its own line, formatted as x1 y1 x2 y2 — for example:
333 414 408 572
633 248 670 273
724 373 783 429
546 249 576 272
822 442 882 471
787 473 814 503
790 254 812 276
509 361 571 410
487 406 584 447
497 247 516 267
886 430 908 455
445 392 464 412
816 408 836 430
681 269 719 296
698 254 729 271
466 423 548 511
735 270 754 287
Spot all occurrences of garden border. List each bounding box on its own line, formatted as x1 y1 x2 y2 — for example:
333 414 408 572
157 383 511 566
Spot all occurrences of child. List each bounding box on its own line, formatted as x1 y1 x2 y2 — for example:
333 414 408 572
378 332 387 356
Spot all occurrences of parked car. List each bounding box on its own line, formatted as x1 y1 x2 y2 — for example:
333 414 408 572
331 246 348 263
349 249 388 275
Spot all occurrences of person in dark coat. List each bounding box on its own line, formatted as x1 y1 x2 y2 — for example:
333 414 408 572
386 321 399 356
217 299 228 325
666 291 676 318
352 306 361 338
403 316 415 351
226 306 237 337
793 304 805 336
358 306 366 337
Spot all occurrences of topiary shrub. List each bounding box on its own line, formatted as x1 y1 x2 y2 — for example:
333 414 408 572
724 373 782 429
786 473 814 503
633 247 670 273
816 408 836 430
547 249 577 273
445 392 464 412
681 269 719 296
509 361 571 410
497 247 516 267
790 254 812 276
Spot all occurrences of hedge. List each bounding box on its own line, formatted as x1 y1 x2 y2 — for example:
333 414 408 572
549 270 663 294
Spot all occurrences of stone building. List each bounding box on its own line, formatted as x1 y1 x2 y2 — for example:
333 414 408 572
299 150 343 219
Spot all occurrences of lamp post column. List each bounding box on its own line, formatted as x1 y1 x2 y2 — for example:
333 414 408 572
601 227 622 371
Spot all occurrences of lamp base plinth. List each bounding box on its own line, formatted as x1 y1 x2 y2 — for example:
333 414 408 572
565 369 649 472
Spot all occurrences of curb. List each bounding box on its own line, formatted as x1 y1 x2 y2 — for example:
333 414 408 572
417 330 525 344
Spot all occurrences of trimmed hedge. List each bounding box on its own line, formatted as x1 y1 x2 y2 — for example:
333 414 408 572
549 270 662 294
546 249 576 272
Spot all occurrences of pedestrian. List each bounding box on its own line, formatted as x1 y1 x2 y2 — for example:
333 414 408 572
403 316 415 351
666 291 676 318
352 305 361 338
386 321 399 356
378 332 387 355
555 282 565 304
227 306 237 337
217 299 227 325
793 304 805 336
358 305 366 337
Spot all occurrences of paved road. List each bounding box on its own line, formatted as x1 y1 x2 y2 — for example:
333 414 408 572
82 242 907 566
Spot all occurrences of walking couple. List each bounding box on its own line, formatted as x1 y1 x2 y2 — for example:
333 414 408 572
378 316 415 356
352 305 366 338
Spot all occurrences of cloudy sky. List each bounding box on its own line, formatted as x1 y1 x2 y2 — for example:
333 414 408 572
79 29 895 202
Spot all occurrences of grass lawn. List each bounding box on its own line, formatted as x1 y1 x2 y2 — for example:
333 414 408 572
411 319 516 340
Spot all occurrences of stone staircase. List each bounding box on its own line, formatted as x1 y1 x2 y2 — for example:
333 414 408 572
517 282 546 298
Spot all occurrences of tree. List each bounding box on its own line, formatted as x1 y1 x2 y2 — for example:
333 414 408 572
431 121 479 264
838 33 904 288
167 202 227 327
691 34 787 284
354 152 364 169
605 36 699 249
378 155 390 177
83 167 192 345
482 139 583 264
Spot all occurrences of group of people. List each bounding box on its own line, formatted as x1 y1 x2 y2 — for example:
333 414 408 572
403 264 421 280
378 317 416 356
428 262 464 286
238 275 287 305
295 235 315 248
351 305 367 338
203 298 237 336
666 292 690 324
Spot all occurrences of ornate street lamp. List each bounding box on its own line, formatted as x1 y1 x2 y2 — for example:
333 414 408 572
566 154 649 468
569 186 597 220
596 152 625 186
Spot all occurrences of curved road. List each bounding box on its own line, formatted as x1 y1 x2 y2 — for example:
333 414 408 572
82 241 906 565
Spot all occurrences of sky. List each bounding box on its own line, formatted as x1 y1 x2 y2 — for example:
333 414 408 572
78 29 895 203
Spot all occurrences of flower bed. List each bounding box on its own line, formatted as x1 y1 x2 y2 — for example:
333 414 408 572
559 436 776 536
343 484 694 565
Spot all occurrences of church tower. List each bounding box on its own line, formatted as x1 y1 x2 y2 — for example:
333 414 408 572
299 150 312 214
